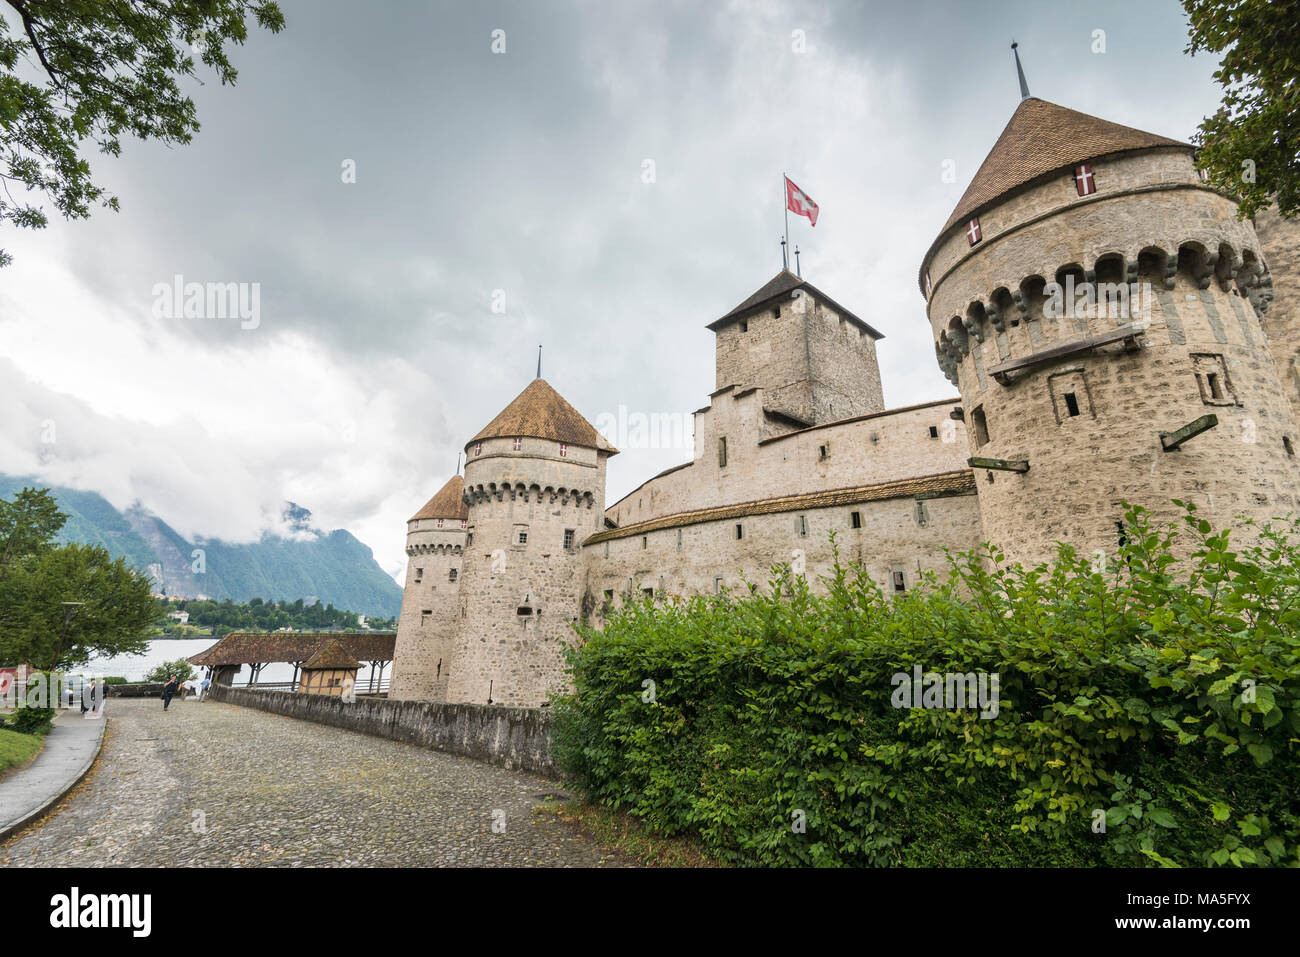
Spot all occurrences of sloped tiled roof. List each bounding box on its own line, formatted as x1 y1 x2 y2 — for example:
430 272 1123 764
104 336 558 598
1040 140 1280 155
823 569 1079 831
187 632 396 667
708 270 885 339
467 379 616 453
302 639 360 671
584 470 976 545
921 98 1191 292
410 474 468 522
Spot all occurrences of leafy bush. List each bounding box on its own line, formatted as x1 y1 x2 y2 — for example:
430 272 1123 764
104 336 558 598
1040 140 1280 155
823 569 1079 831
553 503 1300 867
5 707 55 735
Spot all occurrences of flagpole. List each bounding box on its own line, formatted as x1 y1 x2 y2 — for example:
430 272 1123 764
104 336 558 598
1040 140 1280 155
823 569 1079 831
782 174 790 271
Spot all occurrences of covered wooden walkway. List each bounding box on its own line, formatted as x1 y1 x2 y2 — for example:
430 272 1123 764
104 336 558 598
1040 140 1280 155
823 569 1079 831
187 632 397 694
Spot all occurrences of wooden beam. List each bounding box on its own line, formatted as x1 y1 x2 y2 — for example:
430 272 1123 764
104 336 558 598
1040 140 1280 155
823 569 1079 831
988 324 1146 385
1160 413 1218 451
969 456 1030 473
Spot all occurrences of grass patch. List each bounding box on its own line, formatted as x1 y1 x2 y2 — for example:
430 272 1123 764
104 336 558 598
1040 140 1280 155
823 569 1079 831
0 726 44 780
535 797 721 868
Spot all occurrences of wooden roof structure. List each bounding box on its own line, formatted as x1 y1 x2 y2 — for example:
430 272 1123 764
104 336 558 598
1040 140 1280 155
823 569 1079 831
187 632 396 667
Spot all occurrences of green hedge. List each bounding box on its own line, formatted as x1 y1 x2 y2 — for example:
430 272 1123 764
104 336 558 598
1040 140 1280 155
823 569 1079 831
552 503 1300 867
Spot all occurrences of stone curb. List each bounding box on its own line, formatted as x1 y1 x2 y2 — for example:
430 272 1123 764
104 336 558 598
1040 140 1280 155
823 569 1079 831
0 717 106 843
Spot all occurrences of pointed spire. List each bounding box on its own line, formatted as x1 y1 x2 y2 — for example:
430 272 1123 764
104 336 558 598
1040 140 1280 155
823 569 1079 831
536 344 542 379
456 450 462 476
1011 41 1030 100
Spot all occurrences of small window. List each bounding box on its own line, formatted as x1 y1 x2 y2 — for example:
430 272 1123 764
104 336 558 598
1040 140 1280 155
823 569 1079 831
714 576 724 594
1286 436 1295 457
474 442 482 456
818 444 829 461
971 405 990 448
559 443 568 457
1192 354 1237 406
415 567 424 582
467 532 473 546
517 605 532 616
602 590 614 613
718 436 728 468
421 609 432 620
604 541 609 558
850 511 862 529
735 523 744 540
771 307 779 320
564 529 575 550
513 437 522 451
641 535 648 550
1064 392 1080 417
797 514 808 537
448 568 458 582
892 570 906 593
676 528 682 551
928 425 939 438
643 587 654 600
513 524 528 546
739 319 748 332
517 532 527 545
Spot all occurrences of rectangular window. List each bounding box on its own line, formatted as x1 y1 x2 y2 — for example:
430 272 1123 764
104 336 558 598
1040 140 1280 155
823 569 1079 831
818 444 829 461
797 514 808 537
718 436 728 468
892 569 906 593
928 425 939 438
643 587 654 599
735 523 744 540
604 541 609 558
448 568 458 582
512 524 528 547
739 319 749 332
971 405 990 448
564 529 575 550
676 528 682 551
1064 393 1080 417
1049 370 1092 423
415 568 424 582
714 576 724 594
850 511 862 529
641 535 648 550
1191 354 1237 406
602 590 614 613
513 437 522 451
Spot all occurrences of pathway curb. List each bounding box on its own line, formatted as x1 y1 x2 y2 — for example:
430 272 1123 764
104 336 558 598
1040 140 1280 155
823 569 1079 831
0 714 106 843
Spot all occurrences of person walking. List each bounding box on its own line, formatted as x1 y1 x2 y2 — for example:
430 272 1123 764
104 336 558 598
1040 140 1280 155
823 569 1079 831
162 674 180 711
198 675 211 701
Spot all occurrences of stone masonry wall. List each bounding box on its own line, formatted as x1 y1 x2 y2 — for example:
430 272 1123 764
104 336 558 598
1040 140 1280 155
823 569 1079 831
1253 207 1300 431
446 436 607 708
389 519 464 701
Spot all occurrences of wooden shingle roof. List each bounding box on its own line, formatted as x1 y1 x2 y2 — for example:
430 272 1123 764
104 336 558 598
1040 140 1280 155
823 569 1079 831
302 639 360 671
584 470 976 545
187 632 396 667
467 379 616 453
922 98 1190 293
410 474 468 522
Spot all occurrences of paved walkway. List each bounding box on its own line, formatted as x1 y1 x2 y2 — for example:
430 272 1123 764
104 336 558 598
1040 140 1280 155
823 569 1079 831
0 698 630 867
0 711 104 842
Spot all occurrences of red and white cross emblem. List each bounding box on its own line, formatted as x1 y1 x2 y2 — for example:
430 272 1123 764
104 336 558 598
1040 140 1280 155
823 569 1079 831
966 217 982 246
1074 163 1096 196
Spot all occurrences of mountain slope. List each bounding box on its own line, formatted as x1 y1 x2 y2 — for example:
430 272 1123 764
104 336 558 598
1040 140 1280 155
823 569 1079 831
0 475 401 617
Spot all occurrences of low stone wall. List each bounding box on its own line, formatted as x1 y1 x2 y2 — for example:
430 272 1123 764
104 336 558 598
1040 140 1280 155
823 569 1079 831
208 684 556 776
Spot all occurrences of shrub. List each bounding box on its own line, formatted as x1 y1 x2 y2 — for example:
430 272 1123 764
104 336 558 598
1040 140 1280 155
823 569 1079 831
553 503 1300 867
5 706 55 735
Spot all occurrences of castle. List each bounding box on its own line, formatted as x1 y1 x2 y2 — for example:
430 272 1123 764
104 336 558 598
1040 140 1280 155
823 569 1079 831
389 94 1300 708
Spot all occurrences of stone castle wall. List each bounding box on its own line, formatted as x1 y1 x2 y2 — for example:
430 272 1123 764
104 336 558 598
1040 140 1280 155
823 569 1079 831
1252 207 1300 430
389 519 463 701
924 147 1299 567
713 291 885 425
605 395 968 529
445 436 608 707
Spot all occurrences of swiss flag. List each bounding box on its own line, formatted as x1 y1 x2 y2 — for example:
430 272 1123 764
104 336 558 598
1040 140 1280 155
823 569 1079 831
785 176 819 226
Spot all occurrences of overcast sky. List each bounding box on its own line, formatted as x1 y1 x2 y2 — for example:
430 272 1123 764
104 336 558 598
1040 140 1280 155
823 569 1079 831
0 0 1225 580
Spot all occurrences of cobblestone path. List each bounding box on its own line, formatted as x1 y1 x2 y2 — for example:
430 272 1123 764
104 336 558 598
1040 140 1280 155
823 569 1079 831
1 698 632 867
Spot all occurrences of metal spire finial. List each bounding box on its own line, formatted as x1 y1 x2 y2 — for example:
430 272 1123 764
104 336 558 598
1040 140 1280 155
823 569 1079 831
536 345 542 379
1011 41 1030 100
456 450 462 476
794 245 801 278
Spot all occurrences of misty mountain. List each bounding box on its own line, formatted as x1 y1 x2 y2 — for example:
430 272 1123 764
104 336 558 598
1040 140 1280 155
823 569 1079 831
0 475 401 618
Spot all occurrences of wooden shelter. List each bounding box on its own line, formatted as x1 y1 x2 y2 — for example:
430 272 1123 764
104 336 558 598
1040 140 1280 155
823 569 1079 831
187 632 396 693
296 640 359 695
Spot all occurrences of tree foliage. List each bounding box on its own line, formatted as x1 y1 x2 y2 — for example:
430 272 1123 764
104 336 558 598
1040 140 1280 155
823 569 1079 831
144 657 196 684
0 487 156 670
554 503 1300 867
0 0 285 265
1183 0 1300 217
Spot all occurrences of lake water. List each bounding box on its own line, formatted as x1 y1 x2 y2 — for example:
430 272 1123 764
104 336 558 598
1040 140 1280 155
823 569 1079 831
83 638 385 686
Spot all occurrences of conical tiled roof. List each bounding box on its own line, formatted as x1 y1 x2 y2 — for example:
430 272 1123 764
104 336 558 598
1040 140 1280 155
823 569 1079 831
709 270 884 338
939 98 1189 237
409 474 468 522
467 379 616 453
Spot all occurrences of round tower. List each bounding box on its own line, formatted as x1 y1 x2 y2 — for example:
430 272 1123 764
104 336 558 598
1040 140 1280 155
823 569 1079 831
919 97 1300 567
446 378 617 707
389 474 467 701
